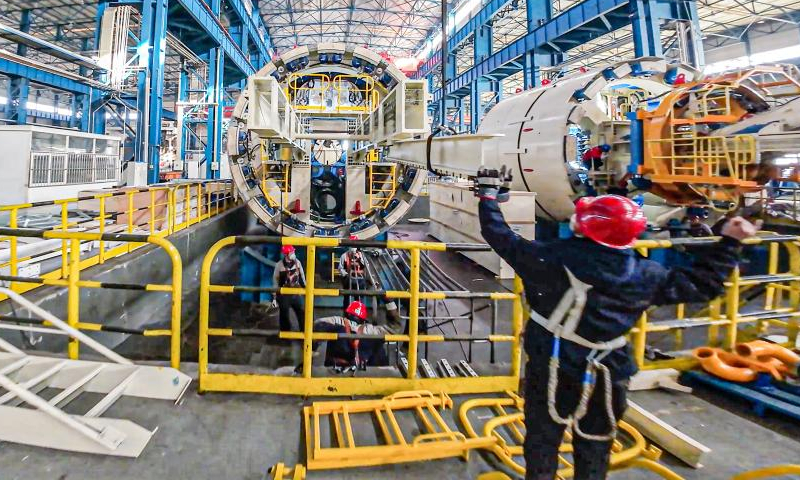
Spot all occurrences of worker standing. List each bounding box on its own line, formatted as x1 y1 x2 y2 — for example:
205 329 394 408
339 235 371 308
312 301 402 370
474 165 759 480
581 143 610 170
272 245 306 332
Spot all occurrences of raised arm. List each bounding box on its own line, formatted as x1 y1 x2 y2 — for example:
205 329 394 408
649 217 758 305
475 166 540 272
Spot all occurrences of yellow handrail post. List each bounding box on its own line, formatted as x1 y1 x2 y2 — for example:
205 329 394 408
98 195 107 264
168 188 175 235
302 244 317 379
674 304 685 350
725 266 741 350
60 201 69 278
196 184 203 220
9 206 19 287
198 238 234 391
762 241 780 334
785 242 800 342
126 191 135 252
149 236 183 369
67 238 81 359
407 248 421 379
708 298 721 347
511 275 524 379
633 312 647 369
149 189 156 234
184 184 191 227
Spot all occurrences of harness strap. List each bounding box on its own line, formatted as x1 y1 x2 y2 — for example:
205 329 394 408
530 309 627 351
536 266 626 442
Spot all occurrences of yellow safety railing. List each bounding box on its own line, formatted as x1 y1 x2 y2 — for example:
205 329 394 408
332 74 378 113
0 227 183 368
0 180 235 300
198 236 524 396
285 73 332 112
629 234 800 371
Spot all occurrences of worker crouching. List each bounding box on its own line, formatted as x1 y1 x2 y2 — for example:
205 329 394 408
474 165 759 480
313 301 402 371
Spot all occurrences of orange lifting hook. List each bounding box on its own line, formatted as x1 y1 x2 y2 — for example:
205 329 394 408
694 341 800 383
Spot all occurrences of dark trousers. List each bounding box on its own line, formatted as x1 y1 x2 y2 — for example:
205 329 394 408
341 276 366 309
277 295 304 331
523 353 629 480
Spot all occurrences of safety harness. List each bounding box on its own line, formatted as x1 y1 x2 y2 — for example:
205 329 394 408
529 267 627 441
343 251 366 278
281 259 303 287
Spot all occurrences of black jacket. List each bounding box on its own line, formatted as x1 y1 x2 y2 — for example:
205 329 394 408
479 199 741 377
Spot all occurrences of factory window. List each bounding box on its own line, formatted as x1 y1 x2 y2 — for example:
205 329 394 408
28 152 119 187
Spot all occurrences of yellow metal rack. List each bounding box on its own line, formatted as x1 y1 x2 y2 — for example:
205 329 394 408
458 392 684 479
304 390 495 470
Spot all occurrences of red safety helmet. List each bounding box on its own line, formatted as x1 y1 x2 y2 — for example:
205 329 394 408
348 235 358 240
573 195 646 249
345 301 368 321
281 245 295 255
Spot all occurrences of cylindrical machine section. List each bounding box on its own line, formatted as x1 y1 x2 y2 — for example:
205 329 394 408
473 58 700 221
477 72 599 220
227 43 426 239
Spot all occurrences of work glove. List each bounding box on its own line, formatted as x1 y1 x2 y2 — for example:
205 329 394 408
497 165 513 203
473 166 513 202
474 167 500 200
271 299 278 308
721 216 763 241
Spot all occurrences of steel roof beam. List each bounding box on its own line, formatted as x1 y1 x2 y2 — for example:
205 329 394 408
223 0 272 61
172 0 255 75
432 0 632 101
415 0 514 79
0 22 104 71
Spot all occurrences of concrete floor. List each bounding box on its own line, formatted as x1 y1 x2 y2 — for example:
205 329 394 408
2 223 800 479
0 380 799 480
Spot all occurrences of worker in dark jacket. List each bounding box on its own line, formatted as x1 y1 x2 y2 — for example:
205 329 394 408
474 166 759 480
339 235 372 308
312 301 403 370
272 245 306 332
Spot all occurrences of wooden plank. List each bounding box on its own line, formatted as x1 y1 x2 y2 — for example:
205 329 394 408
624 401 711 468
629 368 692 393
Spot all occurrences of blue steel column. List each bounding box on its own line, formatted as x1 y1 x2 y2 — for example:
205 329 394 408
135 0 169 184
686 0 705 68
205 0 224 179
5 9 31 124
630 0 662 57
443 52 458 128
470 23 494 132
524 0 552 88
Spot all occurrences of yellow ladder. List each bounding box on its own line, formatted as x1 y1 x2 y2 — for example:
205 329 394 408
369 162 396 210
258 146 290 207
